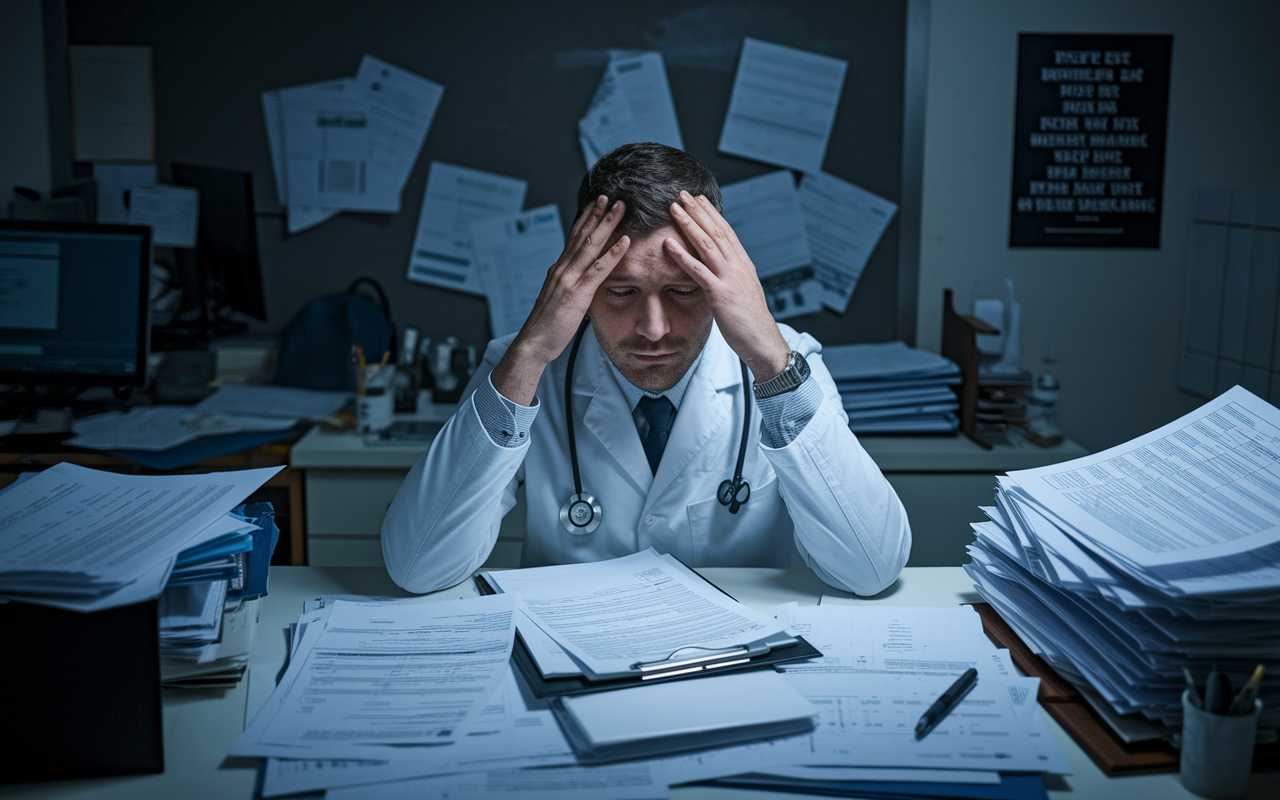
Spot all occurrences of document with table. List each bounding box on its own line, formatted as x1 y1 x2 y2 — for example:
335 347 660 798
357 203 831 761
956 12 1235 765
235 549 1070 798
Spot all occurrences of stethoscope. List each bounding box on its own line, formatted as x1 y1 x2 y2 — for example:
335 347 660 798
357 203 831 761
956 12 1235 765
559 319 752 535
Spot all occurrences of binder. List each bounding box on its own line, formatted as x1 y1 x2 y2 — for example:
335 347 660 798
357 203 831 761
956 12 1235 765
0 598 163 783
475 572 822 698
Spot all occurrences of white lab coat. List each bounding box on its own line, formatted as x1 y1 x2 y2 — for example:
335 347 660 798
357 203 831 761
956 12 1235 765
382 323 911 596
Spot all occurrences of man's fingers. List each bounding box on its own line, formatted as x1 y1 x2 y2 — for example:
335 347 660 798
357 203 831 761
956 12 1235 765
669 200 729 270
693 194 748 256
575 199 625 266
579 235 630 290
662 236 716 288
567 195 608 247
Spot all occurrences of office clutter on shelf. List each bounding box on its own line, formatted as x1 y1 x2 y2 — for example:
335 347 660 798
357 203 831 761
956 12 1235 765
965 385 1280 756
822 340 960 433
234 550 1068 798
160 501 279 689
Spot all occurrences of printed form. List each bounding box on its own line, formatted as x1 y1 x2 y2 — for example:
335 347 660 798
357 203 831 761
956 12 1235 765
406 162 527 294
1009 385 1280 568
720 170 822 320
798 172 898 313
232 595 517 760
471 205 565 339
485 549 782 677
719 38 847 173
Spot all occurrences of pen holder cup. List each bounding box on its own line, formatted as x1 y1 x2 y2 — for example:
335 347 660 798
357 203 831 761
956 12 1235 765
1179 690 1261 799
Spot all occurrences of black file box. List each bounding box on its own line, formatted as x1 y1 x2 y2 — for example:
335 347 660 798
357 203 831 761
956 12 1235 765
0 598 164 784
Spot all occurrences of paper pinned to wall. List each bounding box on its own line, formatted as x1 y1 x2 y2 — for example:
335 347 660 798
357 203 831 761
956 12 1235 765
718 38 847 173
261 57 443 231
578 51 683 169
68 45 154 161
127 184 199 248
406 162 527 295
261 84 341 233
720 170 820 320
355 55 444 195
471 205 564 339
797 172 898 313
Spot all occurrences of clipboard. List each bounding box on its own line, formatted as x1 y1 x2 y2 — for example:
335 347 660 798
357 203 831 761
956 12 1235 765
475 571 822 698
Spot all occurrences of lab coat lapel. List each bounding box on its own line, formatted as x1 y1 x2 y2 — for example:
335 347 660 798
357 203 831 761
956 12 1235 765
575 330 652 495
647 328 740 506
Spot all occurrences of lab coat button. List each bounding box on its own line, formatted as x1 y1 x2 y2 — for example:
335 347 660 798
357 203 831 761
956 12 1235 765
645 515 657 525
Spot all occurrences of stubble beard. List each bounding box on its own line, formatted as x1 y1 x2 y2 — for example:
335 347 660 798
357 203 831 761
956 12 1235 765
595 315 713 393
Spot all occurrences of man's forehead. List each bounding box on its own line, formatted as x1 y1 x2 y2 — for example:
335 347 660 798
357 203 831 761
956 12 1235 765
603 226 696 284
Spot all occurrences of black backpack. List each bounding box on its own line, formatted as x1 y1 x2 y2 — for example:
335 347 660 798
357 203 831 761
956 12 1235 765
274 277 396 392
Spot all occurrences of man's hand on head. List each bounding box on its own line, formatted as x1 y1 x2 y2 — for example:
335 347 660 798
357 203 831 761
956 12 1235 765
491 196 630 406
663 191 791 383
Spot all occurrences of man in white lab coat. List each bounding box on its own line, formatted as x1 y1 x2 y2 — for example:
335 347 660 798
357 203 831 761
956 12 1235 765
383 143 910 595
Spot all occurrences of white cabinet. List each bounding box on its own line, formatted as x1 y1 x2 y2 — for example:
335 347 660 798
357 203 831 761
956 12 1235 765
293 424 1086 569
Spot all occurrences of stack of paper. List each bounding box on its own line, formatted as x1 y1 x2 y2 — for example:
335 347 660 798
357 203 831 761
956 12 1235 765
0 463 280 612
160 502 279 688
965 385 1280 744
721 170 897 319
822 341 961 433
578 50 683 169
262 55 443 234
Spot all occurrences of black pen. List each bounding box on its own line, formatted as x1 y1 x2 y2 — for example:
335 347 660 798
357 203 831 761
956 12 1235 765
915 667 979 740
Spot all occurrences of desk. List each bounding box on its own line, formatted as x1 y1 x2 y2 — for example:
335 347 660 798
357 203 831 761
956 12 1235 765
3 565 1274 800
292 425 1086 568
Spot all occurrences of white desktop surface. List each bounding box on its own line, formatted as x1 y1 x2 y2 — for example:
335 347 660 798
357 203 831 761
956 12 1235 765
3 566 1275 800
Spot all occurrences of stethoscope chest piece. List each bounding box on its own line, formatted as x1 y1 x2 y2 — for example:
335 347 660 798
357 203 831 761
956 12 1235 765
560 492 602 534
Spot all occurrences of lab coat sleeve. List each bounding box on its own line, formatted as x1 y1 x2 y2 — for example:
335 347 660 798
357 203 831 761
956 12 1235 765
382 338 529 594
761 331 912 596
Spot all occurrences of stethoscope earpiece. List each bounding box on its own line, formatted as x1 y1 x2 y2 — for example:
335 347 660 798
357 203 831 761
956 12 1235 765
561 322 753 536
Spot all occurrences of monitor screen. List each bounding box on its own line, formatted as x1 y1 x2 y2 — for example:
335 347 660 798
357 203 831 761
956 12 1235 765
172 163 267 322
0 221 151 386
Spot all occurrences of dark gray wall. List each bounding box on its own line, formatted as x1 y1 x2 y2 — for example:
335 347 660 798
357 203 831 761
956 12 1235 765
67 0 907 353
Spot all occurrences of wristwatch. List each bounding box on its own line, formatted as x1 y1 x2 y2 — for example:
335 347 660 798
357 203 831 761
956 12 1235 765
752 351 810 399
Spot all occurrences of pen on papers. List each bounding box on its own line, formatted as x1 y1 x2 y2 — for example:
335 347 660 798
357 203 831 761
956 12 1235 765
915 667 978 740
380 350 390 367
1183 666 1202 709
1229 665 1265 716
1205 668 1233 715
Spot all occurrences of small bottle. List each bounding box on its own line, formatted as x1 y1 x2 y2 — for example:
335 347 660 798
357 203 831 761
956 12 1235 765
1026 373 1063 447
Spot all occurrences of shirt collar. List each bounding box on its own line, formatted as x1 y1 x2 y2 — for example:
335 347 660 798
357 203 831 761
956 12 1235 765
605 349 704 412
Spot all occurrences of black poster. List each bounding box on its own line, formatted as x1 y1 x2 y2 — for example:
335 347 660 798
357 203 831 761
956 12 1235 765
1009 33 1172 248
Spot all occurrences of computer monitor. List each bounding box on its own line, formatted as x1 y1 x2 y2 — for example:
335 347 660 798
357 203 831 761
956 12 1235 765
170 163 267 324
0 220 151 388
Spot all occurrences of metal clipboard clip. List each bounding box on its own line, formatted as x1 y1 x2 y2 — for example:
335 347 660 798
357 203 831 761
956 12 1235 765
630 632 799 680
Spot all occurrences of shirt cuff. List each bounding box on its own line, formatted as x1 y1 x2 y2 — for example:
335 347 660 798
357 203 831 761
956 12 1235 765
756 374 823 447
472 374 538 448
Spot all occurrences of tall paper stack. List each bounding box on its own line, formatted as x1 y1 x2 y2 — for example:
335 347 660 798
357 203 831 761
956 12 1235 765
822 341 961 433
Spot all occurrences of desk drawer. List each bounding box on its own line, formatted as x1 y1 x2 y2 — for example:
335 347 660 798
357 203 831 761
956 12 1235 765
305 469 407 536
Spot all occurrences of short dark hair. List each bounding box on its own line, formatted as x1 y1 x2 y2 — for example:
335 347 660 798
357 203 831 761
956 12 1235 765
575 142 722 235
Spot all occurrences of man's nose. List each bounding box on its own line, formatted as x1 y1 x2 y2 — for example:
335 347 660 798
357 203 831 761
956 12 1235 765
636 294 671 341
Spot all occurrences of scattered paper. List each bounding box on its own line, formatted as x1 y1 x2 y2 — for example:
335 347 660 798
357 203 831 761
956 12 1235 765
471 205 564 339
67 405 296 451
195 385 350 421
356 55 444 196
798 172 898 313
719 38 847 173
232 595 517 759
406 162 527 294
261 83 342 233
720 170 820 319
578 51 682 168
127 184 199 248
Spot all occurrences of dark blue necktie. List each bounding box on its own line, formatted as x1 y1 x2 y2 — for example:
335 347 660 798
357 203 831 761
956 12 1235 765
636 396 676 475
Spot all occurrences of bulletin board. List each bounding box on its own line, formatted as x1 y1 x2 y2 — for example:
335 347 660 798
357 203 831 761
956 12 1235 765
65 0 922 350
